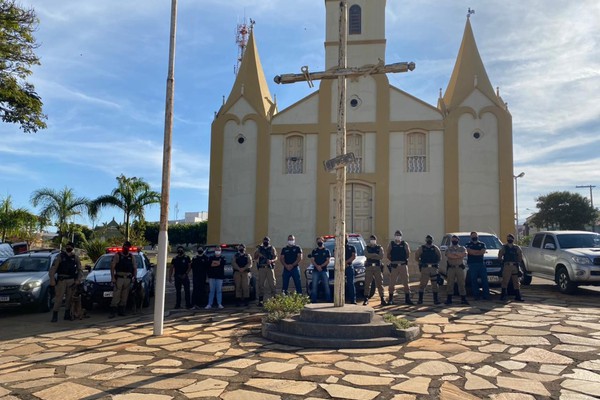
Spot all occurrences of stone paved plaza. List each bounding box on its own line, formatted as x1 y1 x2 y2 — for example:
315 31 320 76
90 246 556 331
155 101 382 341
1 283 600 399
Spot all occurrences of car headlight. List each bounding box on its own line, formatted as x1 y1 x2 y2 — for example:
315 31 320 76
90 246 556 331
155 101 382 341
354 267 365 275
83 281 94 290
572 256 592 265
20 281 42 291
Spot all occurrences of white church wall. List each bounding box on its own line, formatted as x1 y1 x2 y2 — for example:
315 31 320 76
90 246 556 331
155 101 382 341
228 97 257 117
220 119 258 244
272 94 319 125
330 78 377 124
389 131 445 244
268 134 318 249
389 88 443 121
458 113 500 234
460 89 495 111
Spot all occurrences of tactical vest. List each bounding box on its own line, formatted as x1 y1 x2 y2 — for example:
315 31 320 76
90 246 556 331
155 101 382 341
420 245 439 264
502 245 519 263
115 253 134 274
366 245 382 266
235 253 249 268
57 252 78 278
389 241 408 262
258 246 274 265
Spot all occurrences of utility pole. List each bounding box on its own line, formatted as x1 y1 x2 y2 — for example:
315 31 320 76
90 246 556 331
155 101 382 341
274 1 414 307
576 185 596 232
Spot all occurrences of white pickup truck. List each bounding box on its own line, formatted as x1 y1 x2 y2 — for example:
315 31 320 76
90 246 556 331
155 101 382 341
521 230 600 294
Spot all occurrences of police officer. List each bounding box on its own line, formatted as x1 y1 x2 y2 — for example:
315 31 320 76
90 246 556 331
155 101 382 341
386 230 413 305
444 235 469 305
109 241 138 318
310 237 331 303
169 246 192 309
253 237 277 307
280 234 303 295
465 231 489 300
344 235 357 304
414 235 442 305
498 233 524 302
49 242 82 322
232 244 253 306
191 246 210 310
363 235 387 306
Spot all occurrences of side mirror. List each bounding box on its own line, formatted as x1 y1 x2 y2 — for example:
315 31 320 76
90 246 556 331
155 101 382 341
85 265 92 272
544 243 555 250
440 245 448 251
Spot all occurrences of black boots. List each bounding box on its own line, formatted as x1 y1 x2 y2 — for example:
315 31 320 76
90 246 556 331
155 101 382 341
257 297 264 307
362 297 369 306
380 296 388 306
244 298 250 306
405 293 414 305
500 288 507 301
109 307 117 319
514 290 524 302
460 296 470 305
388 294 394 305
417 292 424 304
445 295 453 305
51 311 58 323
235 298 242 307
118 306 125 316
433 293 441 305
64 310 71 320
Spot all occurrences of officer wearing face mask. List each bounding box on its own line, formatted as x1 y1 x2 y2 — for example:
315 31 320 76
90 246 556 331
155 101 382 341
414 235 442 305
465 231 489 300
310 236 331 303
386 230 413 305
363 235 387 306
168 246 192 310
498 233 524 302
191 246 210 310
109 241 138 318
49 241 83 322
232 244 253 306
444 235 469 305
253 236 277 307
280 235 303 296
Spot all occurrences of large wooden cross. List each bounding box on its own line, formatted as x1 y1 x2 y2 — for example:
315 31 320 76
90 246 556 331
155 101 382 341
274 0 415 307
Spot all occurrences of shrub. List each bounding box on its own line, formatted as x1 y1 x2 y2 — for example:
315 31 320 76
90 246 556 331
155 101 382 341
263 293 310 322
82 239 110 263
383 313 415 330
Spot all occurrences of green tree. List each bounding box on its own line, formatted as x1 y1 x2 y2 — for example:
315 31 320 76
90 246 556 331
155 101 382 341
89 175 160 241
0 195 36 241
530 191 598 230
0 0 47 133
30 187 89 245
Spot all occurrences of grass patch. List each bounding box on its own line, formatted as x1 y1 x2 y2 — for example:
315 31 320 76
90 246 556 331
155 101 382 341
263 293 311 323
383 313 415 330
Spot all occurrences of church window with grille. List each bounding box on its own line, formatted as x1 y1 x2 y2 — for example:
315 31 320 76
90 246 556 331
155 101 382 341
285 135 304 174
346 133 363 173
406 132 427 172
349 5 361 35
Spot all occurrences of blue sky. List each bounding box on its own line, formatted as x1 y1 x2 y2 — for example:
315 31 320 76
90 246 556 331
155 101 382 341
1 0 599 230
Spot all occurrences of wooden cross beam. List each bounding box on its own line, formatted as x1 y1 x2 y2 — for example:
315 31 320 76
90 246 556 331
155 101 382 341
274 0 415 307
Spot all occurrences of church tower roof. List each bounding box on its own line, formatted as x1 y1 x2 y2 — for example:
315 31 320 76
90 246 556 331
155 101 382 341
443 17 503 110
222 29 273 118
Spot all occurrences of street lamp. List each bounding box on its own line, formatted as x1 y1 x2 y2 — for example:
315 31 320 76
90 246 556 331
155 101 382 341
514 172 525 240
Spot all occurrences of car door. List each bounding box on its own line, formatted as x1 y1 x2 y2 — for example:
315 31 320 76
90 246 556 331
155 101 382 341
527 233 545 273
540 234 559 278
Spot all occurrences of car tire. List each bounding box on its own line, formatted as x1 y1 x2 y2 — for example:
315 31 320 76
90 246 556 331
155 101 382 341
38 288 53 312
556 267 577 294
520 263 532 286
143 284 151 307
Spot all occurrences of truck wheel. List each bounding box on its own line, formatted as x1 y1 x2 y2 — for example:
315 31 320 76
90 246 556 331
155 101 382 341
520 267 532 286
38 289 53 312
556 267 577 294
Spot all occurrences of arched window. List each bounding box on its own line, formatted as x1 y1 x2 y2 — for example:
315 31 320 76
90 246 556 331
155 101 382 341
349 5 361 35
347 133 363 173
285 135 304 174
406 132 427 172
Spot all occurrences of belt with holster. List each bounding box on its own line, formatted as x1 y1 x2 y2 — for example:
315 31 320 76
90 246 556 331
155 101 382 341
116 273 132 278
257 264 274 269
58 275 75 280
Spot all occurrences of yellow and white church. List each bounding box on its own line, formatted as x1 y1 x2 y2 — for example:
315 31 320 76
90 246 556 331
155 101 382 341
208 0 515 248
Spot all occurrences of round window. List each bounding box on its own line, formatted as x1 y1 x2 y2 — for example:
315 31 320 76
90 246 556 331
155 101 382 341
473 131 481 139
349 95 362 108
236 134 246 144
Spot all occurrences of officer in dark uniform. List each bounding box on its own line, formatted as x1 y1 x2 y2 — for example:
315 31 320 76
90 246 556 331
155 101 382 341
498 233 524 302
191 246 210 310
232 244 253 306
49 242 82 322
310 237 331 303
465 231 489 300
109 241 138 318
169 246 192 309
344 235 357 304
253 237 277 307
280 234 303 296
363 235 387 306
414 235 442 305
386 230 413 305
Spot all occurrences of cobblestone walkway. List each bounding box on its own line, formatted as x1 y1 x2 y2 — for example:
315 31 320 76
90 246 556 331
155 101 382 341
1 287 599 399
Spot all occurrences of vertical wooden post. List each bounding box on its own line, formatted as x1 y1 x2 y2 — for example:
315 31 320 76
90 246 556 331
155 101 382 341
333 0 348 307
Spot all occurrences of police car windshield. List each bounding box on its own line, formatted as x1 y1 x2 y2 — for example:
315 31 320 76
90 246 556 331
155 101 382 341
324 240 365 256
0 257 50 272
94 254 143 270
458 235 503 249
205 248 236 264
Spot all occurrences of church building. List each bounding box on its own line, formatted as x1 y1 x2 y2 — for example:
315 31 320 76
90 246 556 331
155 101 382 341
208 0 514 248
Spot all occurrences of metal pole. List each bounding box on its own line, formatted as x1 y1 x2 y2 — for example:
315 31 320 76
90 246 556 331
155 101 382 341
333 0 348 308
154 0 177 336
514 172 524 240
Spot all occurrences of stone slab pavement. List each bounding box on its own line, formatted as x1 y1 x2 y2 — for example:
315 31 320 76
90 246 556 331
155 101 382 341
1 281 600 399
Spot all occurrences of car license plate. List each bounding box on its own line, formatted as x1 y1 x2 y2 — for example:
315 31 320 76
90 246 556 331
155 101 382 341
488 276 501 283
222 286 235 293
103 291 113 298
0 296 9 302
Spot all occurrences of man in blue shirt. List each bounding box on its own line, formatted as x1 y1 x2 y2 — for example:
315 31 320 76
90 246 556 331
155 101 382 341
465 231 489 300
280 234 303 295
310 236 331 303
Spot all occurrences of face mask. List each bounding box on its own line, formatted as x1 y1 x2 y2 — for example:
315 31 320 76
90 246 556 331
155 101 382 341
452 240 459 245
288 240 295 246
471 237 478 242
66 247 74 253
317 242 323 247
507 239 514 244
198 250 204 255
178 250 184 254
238 248 245 253
370 240 376 245
122 247 130 254
395 236 402 241
426 240 433 245
215 251 221 257
263 241 269 246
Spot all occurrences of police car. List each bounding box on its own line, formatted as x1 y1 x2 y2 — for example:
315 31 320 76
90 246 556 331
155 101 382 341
204 244 256 299
305 234 368 299
82 246 155 309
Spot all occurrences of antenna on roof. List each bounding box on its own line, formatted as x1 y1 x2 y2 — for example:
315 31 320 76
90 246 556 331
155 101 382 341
467 8 475 18
234 17 254 75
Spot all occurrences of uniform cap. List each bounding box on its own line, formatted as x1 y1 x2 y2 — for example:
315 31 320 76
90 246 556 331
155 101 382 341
123 241 132 247
370 234 377 240
426 235 433 240
263 236 270 241
394 230 402 236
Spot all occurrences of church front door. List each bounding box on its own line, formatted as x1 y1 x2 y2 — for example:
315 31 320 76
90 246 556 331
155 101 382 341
331 183 373 238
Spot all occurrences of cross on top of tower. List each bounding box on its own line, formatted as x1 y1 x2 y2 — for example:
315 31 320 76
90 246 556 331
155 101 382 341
467 8 475 18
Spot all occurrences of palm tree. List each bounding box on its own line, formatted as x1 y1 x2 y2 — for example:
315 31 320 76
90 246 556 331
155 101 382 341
89 175 160 241
30 187 89 245
0 195 36 242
